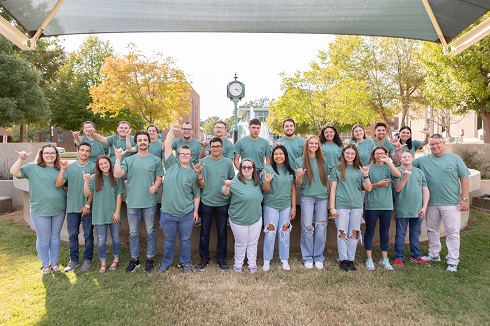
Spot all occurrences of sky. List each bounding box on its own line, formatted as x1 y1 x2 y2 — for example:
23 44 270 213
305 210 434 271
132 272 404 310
60 32 334 121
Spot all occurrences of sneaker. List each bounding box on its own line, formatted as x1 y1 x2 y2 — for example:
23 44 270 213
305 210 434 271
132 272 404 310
158 265 170 273
421 255 441 262
217 261 229 271
314 261 324 270
248 266 258 274
304 261 313 269
125 258 140 273
50 264 62 272
410 257 431 267
81 260 92 272
365 258 375 270
41 266 51 275
339 260 349 272
145 258 155 272
394 258 404 266
263 260 270 271
195 259 209 271
281 260 291 271
182 264 192 273
348 261 357 271
447 264 458 272
64 261 79 272
379 258 394 271
233 266 242 273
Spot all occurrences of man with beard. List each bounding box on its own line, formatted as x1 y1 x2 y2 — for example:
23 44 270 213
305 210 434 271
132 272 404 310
92 121 135 164
171 122 203 165
275 119 305 166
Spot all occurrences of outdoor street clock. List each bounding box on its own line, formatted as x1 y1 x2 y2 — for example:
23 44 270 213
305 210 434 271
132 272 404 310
227 73 245 100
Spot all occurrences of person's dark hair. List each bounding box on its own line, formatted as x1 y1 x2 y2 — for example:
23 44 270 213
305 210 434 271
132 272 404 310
147 124 160 133
270 145 295 176
214 120 227 128
370 146 388 164
282 118 296 128
78 142 92 150
94 155 116 192
81 121 96 131
336 144 362 181
249 118 261 126
35 144 61 170
375 122 388 130
399 126 413 150
237 158 260 186
208 137 223 146
135 131 150 143
302 135 328 186
319 125 343 147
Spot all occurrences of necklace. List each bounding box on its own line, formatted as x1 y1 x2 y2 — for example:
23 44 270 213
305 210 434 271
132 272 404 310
77 161 89 168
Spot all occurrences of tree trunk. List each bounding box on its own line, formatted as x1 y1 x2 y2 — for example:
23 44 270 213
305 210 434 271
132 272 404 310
480 109 490 143
19 125 24 143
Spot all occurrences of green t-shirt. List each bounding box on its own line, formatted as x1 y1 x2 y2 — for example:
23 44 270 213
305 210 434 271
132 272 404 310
321 142 343 169
295 156 329 200
81 136 108 163
228 177 263 226
374 138 395 156
64 161 96 213
263 165 295 210
106 135 135 164
234 136 272 170
330 165 364 209
161 154 200 217
200 155 235 207
348 139 376 166
172 138 203 165
365 163 398 210
206 138 235 159
149 141 163 159
413 152 470 206
20 163 67 216
89 175 126 225
401 139 422 157
276 136 305 167
121 154 164 208
393 167 427 218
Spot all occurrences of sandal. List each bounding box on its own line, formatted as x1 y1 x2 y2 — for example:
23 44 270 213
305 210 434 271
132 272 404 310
99 264 107 274
109 261 119 271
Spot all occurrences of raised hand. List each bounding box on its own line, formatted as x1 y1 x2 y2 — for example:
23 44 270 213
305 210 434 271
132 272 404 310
379 156 391 164
83 173 94 182
421 126 430 136
264 172 274 182
274 141 285 147
149 181 157 194
200 140 209 148
71 130 80 138
391 138 402 151
360 165 370 176
15 151 31 160
224 180 234 187
295 168 306 177
192 162 205 174
114 147 127 159
60 160 69 169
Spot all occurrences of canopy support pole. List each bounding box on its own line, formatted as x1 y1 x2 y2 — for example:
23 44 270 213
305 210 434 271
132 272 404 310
421 0 449 54
449 17 490 56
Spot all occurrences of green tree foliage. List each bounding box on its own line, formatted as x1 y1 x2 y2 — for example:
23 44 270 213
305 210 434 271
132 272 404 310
239 97 272 108
201 116 221 135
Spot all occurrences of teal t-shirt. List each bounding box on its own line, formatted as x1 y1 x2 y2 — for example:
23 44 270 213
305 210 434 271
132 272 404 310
348 139 376 166
121 154 164 208
206 138 235 159
200 155 235 207
228 177 263 226
106 135 135 164
81 136 108 163
172 138 203 165
401 139 422 157
374 138 395 156
89 175 126 225
149 141 163 159
321 142 343 169
393 167 427 218
330 165 364 209
294 156 329 200
64 161 96 213
161 154 200 217
20 163 66 216
276 136 305 167
263 165 295 210
413 152 470 206
365 164 398 210
234 136 272 170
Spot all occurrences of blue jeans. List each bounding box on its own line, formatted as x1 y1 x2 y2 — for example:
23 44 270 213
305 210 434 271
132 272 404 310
127 206 157 259
199 203 229 262
300 196 328 263
394 217 423 261
66 212 94 262
31 213 65 267
364 210 392 252
335 208 363 261
160 210 194 268
263 205 292 261
95 223 121 260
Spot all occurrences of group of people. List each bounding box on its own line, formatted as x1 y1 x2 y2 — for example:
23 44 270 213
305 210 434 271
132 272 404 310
11 118 470 275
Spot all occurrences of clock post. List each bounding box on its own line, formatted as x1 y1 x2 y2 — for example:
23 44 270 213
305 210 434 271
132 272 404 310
226 73 245 143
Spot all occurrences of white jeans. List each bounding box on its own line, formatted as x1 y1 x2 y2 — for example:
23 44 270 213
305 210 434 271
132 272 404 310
426 205 461 265
230 218 262 268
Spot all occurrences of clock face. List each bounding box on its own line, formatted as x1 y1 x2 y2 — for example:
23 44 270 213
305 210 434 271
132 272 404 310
229 82 243 97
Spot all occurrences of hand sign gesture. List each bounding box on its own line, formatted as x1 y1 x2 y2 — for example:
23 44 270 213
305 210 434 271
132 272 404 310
264 172 274 182
83 173 94 182
114 147 127 159
360 165 370 176
60 160 69 169
391 138 402 151
192 162 205 174
295 168 306 177
224 180 234 187
15 151 31 160
71 130 80 138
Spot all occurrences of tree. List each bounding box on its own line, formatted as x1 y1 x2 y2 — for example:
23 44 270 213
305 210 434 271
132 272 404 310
239 96 272 108
89 44 192 127
201 116 221 135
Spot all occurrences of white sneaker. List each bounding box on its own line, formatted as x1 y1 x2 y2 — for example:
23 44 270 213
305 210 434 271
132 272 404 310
447 264 458 272
304 262 313 269
314 262 324 270
281 260 290 271
421 255 441 262
263 260 270 271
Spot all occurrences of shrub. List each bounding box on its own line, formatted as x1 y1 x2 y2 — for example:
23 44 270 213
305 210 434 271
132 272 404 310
461 149 490 179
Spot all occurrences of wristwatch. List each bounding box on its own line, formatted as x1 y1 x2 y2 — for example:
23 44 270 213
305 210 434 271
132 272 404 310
84 204 91 208
461 198 469 202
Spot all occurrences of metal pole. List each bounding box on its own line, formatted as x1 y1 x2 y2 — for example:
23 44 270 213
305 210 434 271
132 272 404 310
233 100 238 143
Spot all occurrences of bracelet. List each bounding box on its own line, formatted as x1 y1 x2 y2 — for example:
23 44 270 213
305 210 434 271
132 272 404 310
363 175 369 179
291 209 296 211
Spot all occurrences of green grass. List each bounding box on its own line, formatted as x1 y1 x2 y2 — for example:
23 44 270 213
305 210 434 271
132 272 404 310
1 209 489 325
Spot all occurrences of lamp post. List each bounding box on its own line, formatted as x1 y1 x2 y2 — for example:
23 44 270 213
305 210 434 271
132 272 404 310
226 73 245 143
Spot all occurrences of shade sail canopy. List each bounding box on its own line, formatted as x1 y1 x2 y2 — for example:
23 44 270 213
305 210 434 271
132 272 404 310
0 0 489 53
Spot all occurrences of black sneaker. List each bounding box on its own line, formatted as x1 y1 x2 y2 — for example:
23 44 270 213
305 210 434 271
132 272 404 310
217 261 230 271
195 259 209 271
182 264 192 273
145 258 154 272
126 258 140 273
348 261 357 271
339 260 349 272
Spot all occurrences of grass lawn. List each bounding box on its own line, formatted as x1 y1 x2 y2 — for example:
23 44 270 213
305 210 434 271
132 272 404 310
1 209 489 325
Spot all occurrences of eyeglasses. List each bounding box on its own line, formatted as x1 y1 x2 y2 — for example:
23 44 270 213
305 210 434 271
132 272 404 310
210 145 223 149
179 153 192 157
241 165 253 170
429 141 444 147
214 126 225 129
182 128 192 131
42 152 57 155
